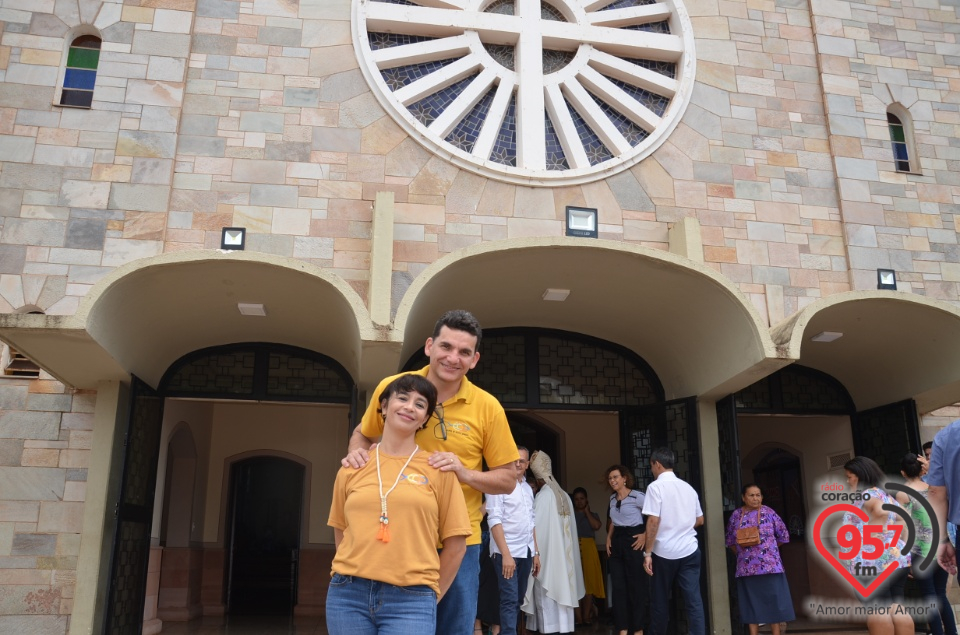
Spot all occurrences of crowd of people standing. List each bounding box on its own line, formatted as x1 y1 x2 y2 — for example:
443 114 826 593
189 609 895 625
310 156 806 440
323 307 960 635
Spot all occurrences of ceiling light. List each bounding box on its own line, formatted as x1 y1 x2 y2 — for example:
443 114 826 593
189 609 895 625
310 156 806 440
811 331 843 342
221 227 246 250
237 303 266 316
542 288 570 302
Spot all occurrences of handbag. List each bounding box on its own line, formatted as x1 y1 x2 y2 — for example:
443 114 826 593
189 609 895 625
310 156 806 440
735 508 761 547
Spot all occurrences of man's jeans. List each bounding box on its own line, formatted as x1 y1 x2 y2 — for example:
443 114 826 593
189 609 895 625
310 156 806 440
437 543 482 635
492 551 533 635
326 574 436 635
649 550 705 635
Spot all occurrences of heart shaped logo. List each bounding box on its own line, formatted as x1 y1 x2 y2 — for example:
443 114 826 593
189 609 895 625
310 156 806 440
812 503 902 598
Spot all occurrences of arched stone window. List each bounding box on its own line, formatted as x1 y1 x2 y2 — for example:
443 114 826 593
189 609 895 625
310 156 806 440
59 34 102 108
886 105 917 174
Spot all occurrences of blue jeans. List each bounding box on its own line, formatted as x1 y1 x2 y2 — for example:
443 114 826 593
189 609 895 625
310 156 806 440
915 562 958 635
325 573 436 635
649 550 705 635
493 552 533 635
437 543 481 635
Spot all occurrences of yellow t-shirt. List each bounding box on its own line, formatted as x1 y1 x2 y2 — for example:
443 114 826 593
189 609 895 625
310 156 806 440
328 450 471 596
359 366 519 545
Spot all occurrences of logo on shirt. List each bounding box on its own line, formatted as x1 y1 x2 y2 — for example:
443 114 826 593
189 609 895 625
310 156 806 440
402 473 429 486
446 421 471 435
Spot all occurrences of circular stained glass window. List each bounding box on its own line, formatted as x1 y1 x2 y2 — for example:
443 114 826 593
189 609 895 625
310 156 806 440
353 0 696 186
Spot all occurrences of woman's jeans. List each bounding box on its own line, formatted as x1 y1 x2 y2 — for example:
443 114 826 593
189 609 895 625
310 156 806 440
326 573 437 635
915 563 958 635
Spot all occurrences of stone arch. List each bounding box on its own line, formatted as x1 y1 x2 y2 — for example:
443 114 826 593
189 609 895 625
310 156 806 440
394 236 778 399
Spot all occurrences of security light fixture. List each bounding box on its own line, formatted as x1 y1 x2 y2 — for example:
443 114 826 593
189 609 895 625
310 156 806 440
565 206 598 238
237 303 267 317
811 331 843 343
221 227 246 250
877 268 897 290
542 288 571 302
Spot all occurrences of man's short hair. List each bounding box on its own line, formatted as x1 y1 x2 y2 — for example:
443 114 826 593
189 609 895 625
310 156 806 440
650 447 676 470
432 309 483 348
922 441 933 451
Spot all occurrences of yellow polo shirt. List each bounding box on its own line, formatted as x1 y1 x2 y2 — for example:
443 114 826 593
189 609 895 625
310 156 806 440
359 366 519 545
328 451 471 595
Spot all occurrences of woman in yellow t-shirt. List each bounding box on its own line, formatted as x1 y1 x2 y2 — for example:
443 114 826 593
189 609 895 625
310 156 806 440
327 374 472 634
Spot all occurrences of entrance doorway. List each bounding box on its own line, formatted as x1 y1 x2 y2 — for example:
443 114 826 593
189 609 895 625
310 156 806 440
749 447 809 616
226 457 305 615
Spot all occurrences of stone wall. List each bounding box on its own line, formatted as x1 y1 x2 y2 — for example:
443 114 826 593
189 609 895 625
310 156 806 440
0 378 94 634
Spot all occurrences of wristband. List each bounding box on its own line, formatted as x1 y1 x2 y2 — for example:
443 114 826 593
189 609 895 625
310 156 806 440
535 551 540 556
643 551 651 557
942 538 952 544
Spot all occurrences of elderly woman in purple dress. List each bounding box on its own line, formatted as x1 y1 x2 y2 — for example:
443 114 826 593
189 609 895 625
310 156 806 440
725 484 795 635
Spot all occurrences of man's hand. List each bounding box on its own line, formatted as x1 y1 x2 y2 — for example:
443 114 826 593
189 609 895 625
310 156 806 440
340 444 374 469
938 540 958 575
631 533 645 551
532 554 541 577
429 451 465 477
644 554 653 576
501 554 517 579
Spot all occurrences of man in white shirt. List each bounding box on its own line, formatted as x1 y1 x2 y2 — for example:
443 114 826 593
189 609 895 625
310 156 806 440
488 447 540 635
641 447 705 635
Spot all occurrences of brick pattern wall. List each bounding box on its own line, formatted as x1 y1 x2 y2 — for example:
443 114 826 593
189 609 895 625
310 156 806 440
0 379 94 634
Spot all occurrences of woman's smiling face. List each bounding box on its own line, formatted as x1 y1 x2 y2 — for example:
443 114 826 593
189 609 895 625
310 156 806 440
382 389 431 434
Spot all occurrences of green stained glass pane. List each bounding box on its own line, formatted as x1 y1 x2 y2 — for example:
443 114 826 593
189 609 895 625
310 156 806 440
67 47 100 69
889 124 905 143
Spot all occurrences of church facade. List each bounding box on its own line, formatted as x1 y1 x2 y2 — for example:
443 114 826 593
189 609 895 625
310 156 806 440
0 0 960 631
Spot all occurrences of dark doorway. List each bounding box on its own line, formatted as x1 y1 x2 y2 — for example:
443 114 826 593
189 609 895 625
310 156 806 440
226 457 304 615
507 413 560 479
752 448 808 616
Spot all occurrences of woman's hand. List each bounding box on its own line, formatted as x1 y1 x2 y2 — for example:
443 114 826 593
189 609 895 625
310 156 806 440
606 536 612 556
631 533 645 551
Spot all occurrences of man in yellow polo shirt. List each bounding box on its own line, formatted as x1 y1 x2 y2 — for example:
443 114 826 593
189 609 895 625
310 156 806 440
341 309 520 635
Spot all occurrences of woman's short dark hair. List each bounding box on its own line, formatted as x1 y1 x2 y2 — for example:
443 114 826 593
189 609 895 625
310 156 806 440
378 374 438 428
605 465 634 489
741 483 762 496
900 452 924 479
844 456 886 489
572 487 588 498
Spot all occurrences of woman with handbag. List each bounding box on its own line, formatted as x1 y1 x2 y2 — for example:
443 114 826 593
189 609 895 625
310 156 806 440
725 484 795 635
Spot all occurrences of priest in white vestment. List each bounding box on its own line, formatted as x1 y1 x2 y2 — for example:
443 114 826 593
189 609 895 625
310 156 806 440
522 451 584 634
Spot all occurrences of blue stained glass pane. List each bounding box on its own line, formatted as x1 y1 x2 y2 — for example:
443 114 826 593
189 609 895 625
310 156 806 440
368 32 436 51
586 89 649 147
380 58 458 91
624 20 671 33
445 86 496 153
490 93 517 166
64 68 97 90
407 73 479 126
544 111 568 170
608 76 670 117
893 142 909 161
623 57 676 79
565 97 613 165
598 0 657 9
